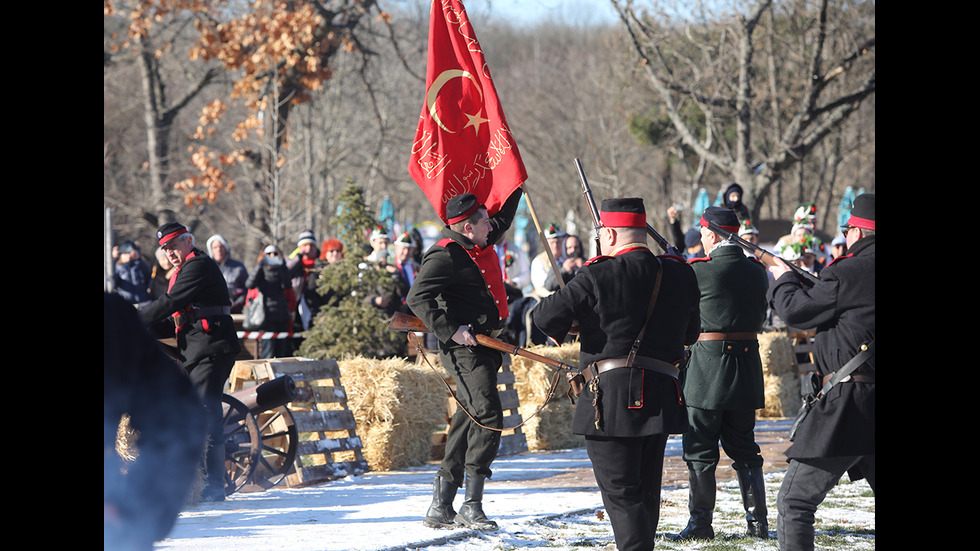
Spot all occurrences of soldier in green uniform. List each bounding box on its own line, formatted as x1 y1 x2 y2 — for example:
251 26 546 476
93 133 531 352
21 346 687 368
678 206 771 540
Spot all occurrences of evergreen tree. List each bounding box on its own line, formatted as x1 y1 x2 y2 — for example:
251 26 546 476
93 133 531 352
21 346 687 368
298 183 405 360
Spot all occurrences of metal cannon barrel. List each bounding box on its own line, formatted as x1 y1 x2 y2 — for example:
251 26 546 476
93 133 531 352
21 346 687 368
228 375 296 414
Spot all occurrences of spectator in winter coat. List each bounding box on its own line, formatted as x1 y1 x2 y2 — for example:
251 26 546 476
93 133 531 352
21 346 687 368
206 234 249 314
113 241 152 305
246 246 294 358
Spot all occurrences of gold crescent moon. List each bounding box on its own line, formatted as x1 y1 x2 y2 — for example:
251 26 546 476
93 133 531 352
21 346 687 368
426 69 483 133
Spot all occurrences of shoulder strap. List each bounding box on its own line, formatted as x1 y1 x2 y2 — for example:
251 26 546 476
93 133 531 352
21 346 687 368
627 256 664 367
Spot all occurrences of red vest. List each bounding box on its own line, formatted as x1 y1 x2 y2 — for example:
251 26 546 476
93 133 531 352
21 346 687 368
438 238 509 320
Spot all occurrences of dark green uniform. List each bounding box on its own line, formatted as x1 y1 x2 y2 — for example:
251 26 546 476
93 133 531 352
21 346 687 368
683 243 768 469
679 238 770 540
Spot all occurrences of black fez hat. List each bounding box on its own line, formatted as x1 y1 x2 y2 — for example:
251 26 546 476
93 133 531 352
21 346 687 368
445 193 481 224
846 193 875 231
157 222 189 247
599 197 646 228
699 206 740 233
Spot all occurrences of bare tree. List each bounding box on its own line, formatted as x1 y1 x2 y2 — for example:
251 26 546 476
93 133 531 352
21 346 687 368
611 0 875 220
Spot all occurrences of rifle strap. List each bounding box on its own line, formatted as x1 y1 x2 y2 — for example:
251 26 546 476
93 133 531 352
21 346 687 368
406 333 564 433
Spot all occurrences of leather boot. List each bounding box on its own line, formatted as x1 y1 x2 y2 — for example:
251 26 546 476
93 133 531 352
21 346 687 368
737 466 770 538
423 474 459 529
454 476 499 531
677 469 715 540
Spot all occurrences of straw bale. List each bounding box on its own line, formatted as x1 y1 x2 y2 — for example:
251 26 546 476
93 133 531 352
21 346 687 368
508 342 583 451
758 331 802 417
338 356 447 472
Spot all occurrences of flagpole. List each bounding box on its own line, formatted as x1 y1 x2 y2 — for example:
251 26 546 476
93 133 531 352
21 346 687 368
520 183 565 289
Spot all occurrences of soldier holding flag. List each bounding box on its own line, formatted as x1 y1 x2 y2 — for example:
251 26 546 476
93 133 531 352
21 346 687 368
405 0 529 532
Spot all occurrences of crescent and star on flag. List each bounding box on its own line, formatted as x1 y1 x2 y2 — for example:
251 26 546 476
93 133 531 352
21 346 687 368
408 0 527 223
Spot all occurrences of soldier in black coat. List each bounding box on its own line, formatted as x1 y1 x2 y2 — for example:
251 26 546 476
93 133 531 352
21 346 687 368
140 222 241 502
407 189 522 532
532 198 701 551
767 193 875 551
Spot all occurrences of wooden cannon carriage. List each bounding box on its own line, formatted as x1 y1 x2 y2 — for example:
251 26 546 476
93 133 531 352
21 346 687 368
220 375 299 496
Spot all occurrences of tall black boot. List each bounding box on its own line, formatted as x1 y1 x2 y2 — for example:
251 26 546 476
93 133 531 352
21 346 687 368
454 476 498 531
423 474 459 529
677 469 715 540
737 466 769 538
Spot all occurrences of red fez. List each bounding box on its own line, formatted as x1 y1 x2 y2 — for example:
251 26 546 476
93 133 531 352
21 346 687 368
599 197 646 228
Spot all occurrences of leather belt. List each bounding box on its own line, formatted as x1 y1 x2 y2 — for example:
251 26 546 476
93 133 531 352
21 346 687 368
823 373 874 386
174 306 231 326
584 356 679 382
697 332 758 341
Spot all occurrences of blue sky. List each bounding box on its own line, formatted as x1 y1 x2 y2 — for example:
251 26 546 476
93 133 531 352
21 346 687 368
466 0 620 27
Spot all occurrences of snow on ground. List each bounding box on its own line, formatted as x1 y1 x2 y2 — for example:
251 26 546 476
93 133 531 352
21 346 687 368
154 427 875 551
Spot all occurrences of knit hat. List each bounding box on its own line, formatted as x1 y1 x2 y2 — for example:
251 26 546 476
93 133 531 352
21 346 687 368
599 198 646 228
206 234 230 258
156 222 189 247
297 229 317 247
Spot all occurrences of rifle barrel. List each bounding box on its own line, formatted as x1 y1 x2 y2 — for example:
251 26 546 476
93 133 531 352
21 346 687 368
705 220 820 286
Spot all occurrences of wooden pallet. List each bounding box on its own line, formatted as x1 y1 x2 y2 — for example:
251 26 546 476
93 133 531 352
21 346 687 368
228 357 368 488
423 353 528 459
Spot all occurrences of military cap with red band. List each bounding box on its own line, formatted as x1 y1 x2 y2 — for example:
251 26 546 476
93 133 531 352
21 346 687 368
699 206 740 233
156 222 189 247
445 193 482 225
599 197 647 228
845 193 875 231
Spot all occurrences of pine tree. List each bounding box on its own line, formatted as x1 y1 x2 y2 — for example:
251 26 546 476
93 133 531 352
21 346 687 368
298 182 405 360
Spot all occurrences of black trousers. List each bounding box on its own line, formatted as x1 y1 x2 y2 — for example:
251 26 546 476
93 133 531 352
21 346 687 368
682 407 763 473
777 455 876 551
437 344 503 487
586 433 669 551
184 352 237 495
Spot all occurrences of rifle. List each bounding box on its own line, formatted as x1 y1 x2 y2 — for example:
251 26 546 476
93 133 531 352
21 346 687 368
388 312 578 372
574 158 682 257
704 220 820 287
574 158 603 255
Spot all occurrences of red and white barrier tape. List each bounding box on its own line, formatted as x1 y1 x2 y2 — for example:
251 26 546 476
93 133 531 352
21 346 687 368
237 331 302 339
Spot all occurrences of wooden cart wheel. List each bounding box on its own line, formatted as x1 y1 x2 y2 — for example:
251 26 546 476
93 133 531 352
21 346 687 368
221 394 261 496
242 406 298 491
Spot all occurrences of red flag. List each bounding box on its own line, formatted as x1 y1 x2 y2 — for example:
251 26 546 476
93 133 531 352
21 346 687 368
408 0 527 222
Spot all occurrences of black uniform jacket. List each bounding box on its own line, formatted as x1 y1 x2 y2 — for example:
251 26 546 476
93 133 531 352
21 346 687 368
140 248 241 365
768 235 875 459
532 248 701 437
407 190 522 345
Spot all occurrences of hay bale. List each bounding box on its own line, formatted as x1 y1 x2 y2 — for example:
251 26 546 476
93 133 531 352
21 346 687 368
338 356 447 472
759 331 802 418
508 342 583 452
